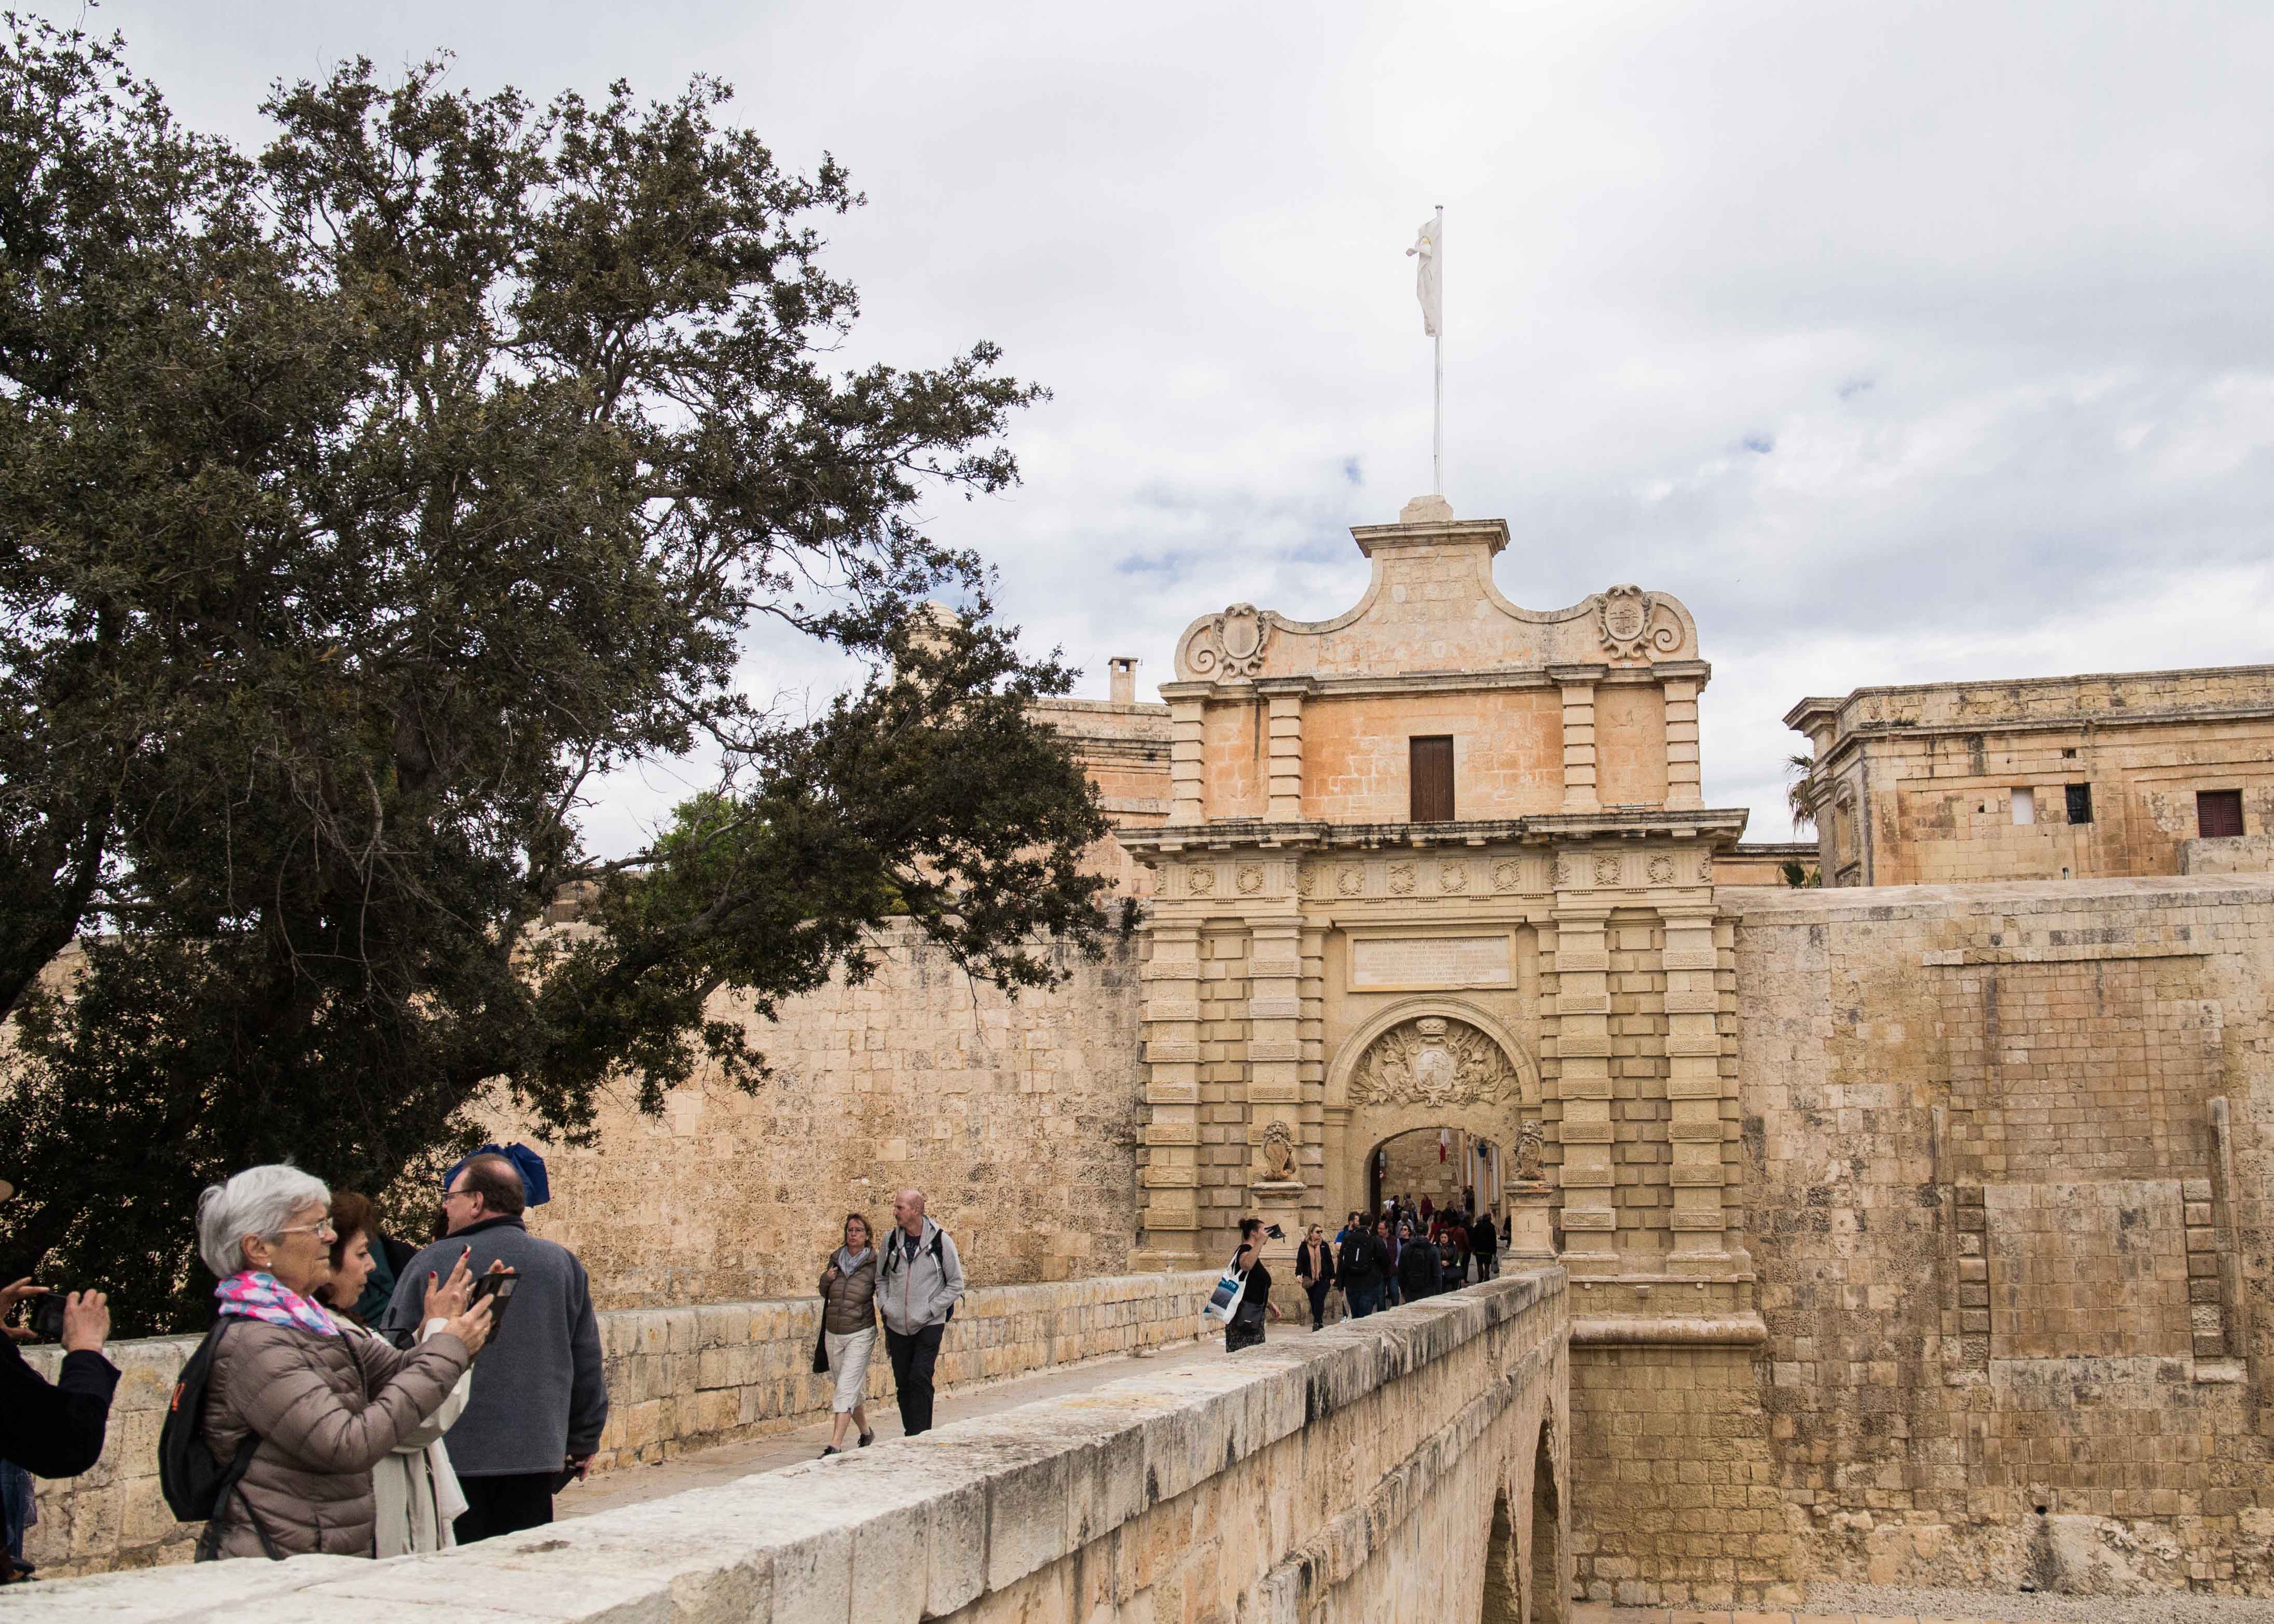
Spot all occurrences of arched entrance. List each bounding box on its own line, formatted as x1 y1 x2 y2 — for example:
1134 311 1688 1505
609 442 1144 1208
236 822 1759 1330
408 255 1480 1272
1367 1125 1506 1216
1325 998 1537 1226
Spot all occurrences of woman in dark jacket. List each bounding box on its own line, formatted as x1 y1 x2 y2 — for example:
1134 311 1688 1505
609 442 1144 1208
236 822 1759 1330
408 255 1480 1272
1292 1224 1336 1331
819 1214 879 1456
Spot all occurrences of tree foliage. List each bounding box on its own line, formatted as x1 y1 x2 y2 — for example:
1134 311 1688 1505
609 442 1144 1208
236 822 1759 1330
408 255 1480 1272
0 19 1110 1332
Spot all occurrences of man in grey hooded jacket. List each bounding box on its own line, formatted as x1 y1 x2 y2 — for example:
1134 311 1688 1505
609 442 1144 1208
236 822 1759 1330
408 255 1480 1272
877 1188 964 1437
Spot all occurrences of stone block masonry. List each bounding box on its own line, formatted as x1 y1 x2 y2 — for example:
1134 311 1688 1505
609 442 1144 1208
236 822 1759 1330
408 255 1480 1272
9 1268 1570 1624
1727 876 2274 1598
485 916 1151 1311
17 1269 1218 1580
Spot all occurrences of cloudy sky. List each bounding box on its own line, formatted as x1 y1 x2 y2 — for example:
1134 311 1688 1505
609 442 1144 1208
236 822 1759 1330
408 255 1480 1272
56 2 2274 852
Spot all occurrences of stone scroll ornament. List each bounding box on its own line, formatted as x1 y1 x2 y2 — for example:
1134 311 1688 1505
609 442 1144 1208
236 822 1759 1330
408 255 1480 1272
1348 1016 1519 1108
1597 584 1681 662
1189 603 1274 678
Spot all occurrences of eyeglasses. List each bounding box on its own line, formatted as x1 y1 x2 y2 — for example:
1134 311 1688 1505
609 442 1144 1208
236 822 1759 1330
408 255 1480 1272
270 1219 337 1240
441 1187 477 1203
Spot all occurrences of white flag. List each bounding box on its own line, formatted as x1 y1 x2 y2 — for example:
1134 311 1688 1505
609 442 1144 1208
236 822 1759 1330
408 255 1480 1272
1407 215 1441 338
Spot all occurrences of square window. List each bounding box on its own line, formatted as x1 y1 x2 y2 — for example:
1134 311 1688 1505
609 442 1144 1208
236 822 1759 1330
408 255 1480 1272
2010 787 2035 826
2065 783 2093 825
1409 736 1454 823
2198 789 2244 839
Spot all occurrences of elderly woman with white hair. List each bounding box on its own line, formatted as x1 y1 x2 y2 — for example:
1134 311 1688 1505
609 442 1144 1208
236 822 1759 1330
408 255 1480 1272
192 1164 494 1561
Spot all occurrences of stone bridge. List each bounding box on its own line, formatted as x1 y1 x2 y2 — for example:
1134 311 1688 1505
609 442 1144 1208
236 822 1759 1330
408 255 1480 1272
13 1266 1568 1622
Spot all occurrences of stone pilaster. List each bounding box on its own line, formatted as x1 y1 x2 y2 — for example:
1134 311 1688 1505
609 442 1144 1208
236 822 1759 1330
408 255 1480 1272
1663 677 1702 810
1299 924 1329 1194
1163 683 1206 824
1554 668 1601 813
1660 905 1726 1259
1551 901 1618 1260
1136 923 1203 1268
1257 679 1310 824
1246 918 1306 1205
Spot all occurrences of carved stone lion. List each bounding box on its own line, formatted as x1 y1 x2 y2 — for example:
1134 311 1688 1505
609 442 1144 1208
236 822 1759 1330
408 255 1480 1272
1257 1119 1298 1182
1515 1119 1546 1183
1348 1016 1518 1108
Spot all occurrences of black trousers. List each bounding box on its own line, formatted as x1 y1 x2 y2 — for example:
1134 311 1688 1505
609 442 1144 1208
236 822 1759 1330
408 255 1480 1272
885 1322 946 1436
1305 1281 1332 1330
454 1471 555 1545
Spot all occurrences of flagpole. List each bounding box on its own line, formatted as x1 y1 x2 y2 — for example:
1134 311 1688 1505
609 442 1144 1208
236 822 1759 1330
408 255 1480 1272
1432 204 1444 496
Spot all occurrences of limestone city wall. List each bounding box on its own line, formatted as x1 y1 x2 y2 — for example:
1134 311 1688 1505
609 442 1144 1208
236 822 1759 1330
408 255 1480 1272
18 1269 1217 1580
1563 873 2274 1608
10 1267 1570 1624
480 917 1151 1312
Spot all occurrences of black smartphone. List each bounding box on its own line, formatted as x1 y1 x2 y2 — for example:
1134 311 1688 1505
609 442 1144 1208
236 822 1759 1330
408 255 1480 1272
29 1290 67 1342
467 1271 518 1337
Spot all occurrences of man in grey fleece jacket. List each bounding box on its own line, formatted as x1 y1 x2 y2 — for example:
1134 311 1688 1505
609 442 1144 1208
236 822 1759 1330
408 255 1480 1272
380 1153 607 1543
878 1188 964 1437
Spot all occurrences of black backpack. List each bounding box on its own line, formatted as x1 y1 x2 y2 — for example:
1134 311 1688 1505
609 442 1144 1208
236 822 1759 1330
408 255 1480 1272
158 1321 283 1559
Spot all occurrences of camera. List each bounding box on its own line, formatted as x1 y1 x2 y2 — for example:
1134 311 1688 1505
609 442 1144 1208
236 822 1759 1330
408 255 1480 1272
29 1290 68 1342
1263 1223 1286 1241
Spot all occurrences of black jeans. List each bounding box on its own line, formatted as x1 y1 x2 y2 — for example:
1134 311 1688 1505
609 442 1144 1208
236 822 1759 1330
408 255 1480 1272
1225 1315 1266 1353
1305 1281 1332 1330
454 1471 555 1545
885 1322 946 1436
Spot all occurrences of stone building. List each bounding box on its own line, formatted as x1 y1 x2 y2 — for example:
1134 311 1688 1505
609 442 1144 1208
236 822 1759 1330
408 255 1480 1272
468 497 2270 1602
1787 666 2274 886
1110 493 1749 1306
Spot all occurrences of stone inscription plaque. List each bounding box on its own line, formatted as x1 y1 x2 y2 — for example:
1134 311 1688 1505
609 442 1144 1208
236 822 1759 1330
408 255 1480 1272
1349 934 1511 989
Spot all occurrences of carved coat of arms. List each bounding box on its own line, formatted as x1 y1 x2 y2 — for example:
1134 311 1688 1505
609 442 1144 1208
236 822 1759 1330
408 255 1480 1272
1349 1016 1518 1108
1191 603 1273 678
1597 584 1675 662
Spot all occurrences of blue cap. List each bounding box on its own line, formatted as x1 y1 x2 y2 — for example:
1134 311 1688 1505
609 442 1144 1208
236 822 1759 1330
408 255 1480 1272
444 1142 550 1207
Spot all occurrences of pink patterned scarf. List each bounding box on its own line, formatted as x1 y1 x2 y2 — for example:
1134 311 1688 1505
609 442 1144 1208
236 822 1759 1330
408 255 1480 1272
215 1270 338 1337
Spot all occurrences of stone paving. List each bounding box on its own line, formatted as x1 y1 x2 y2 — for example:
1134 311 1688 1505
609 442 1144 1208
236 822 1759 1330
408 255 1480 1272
1575 1607 2274 1624
554 1332 1226 1519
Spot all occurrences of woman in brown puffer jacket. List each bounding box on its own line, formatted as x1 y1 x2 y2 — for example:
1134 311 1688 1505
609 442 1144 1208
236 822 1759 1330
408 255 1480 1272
817 1213 879 1457
192 1165 494 1560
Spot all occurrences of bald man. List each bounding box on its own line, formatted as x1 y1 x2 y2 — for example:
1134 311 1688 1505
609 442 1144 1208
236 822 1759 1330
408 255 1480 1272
876 1189 964 1437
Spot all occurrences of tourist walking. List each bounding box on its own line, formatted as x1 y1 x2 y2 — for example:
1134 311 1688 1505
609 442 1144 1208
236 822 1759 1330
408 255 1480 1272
1223 1218 1282 1353
380 1151 607 1544
818 1214 880 1455
1383 1218 1404 1307
1293 1224 1336 1330
878 1188 964 1438
1337 1218 1387 1318
1471 1205 1499 1280
317 1192 477 1556
1398 1225 1440 1303
1440 1215 1469 1292
194 1165 491 1560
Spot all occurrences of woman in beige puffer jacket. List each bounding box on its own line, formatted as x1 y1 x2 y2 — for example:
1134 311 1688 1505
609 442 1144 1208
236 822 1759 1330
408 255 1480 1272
191 1165 492 1561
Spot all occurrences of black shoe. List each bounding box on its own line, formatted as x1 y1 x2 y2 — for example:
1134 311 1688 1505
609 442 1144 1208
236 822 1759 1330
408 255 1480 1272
820 1446 839 1458
859 1431 875 1448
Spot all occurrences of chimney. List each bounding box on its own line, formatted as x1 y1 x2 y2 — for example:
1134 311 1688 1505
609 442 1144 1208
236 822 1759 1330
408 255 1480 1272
1109 657 1138 704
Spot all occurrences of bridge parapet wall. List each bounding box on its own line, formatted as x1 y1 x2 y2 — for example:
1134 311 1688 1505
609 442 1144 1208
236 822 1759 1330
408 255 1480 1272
13 1266 1568 1624
17 1268 1220 1579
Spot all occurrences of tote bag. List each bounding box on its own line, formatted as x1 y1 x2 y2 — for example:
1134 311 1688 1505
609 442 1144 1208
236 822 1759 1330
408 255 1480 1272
1203 1260 1248 1325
